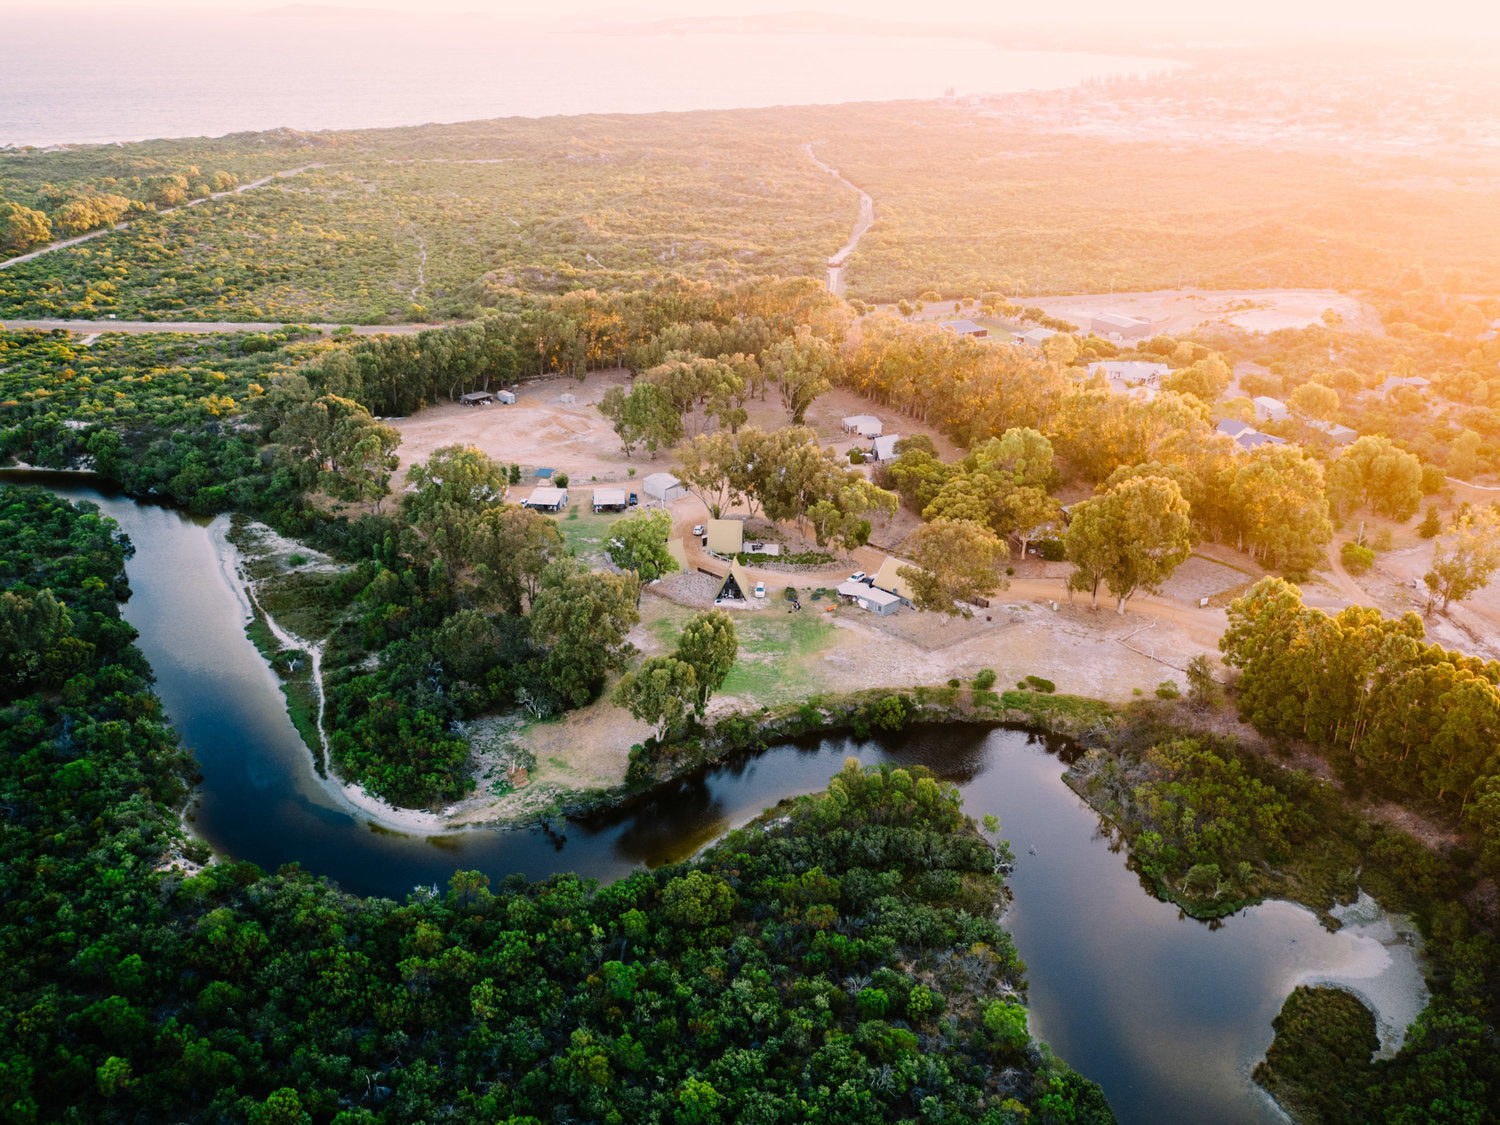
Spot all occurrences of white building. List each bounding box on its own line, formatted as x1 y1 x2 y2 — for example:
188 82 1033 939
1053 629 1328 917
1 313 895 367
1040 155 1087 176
592 487 628 512
837 580 901 616
842 414 882 436
1252 396 1288 422
522 486 569 512
641 472 685 503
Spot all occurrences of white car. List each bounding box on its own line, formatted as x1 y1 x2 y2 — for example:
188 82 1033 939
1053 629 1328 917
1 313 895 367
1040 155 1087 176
692 524 705 537
754 581 766 598
850 571 868 583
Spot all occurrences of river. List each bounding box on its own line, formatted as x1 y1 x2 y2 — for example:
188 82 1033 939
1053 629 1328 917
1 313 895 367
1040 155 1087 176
11 471 1428 1125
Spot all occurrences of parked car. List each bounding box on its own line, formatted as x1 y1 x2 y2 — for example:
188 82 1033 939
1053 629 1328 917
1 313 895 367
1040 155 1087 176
754 581 766 598
628 493 638 506
692 524 705 537
849 571 868 583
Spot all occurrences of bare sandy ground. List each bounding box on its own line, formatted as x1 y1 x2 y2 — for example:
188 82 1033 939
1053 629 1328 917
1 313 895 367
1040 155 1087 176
383 362 1498 835
390 370 642 484
1026 288 1383 337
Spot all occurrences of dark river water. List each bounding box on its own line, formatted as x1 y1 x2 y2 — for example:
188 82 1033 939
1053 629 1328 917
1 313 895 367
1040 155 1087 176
16 471 1424 1125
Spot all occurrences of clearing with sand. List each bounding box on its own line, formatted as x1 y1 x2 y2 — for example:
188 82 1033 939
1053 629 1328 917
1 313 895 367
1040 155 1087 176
378 356 1493 832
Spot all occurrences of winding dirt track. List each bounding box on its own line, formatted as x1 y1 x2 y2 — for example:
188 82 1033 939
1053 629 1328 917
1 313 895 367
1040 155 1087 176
0 164 327 271
0 318 425 335
804 142 874 298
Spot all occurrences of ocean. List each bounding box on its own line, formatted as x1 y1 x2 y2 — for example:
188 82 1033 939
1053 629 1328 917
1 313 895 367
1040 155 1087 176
1 11 1181 147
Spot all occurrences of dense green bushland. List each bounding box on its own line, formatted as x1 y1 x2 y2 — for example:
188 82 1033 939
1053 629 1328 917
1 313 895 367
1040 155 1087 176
1193 289 1500 482
0 111 852 322
0 487 1112 1123
8 97 1500 321
1069 684 1500 1122
818 112 1500 300
1221 577 1500 826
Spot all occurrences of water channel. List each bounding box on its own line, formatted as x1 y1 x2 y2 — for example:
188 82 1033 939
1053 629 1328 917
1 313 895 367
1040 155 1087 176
13 471 1428 1125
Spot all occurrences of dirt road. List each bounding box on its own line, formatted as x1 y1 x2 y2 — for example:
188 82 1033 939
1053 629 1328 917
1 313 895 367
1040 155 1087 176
805 141 874 298
0 164 327 272
1 318 425 335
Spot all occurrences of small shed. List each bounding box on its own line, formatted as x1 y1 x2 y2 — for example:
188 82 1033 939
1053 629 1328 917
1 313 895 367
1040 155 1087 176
460 391 494 406
495 389 517 404
642 472 685 503
666 538 690 572
837 580 901 616
1252 396 1288 422
842 414 881 434
1015 328 1055 348
941 319 989 338
522 486 569 512
534 467 555 479
1311 420 1358 447
871 434 901 462
1092 360 1169 386
705 519 744 557
593 487 628 512
871 557 917 606
715 560 754 603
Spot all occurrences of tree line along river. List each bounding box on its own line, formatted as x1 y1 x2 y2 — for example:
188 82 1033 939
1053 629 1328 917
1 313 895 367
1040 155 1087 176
8 469 1427 1125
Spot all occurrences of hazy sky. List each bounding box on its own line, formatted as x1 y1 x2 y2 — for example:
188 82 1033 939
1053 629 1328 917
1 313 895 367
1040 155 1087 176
4 0 1494 43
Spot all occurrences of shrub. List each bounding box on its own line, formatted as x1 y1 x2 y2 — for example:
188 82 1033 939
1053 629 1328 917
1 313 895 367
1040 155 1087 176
1417 505 1442 538
972 668 997 691
1340 541 1375 574
1023 675 1055 694
1156 679 1181 700
287 553 307 567
553 471 570 489
1185 654 1220 708
1034 538 1065 561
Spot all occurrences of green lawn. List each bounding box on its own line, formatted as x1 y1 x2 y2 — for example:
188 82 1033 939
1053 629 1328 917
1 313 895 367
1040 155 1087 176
556 501 630 567
645 598 839 706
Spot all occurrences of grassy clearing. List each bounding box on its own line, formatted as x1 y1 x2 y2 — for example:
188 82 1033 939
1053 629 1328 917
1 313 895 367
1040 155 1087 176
242 603 323 762
999 690 1115 728
720 610 838 706
640 595 839 707
253 568 351 642
557 503 630 567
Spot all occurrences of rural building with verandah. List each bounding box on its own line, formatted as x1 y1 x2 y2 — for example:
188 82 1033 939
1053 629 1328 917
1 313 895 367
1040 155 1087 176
940 319 988 338
522 485 569 512
592 487 629 512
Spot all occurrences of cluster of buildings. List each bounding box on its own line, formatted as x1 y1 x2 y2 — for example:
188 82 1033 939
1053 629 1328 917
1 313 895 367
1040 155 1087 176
458 389 517 406
1215 395 1359 454
841 415 901 461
